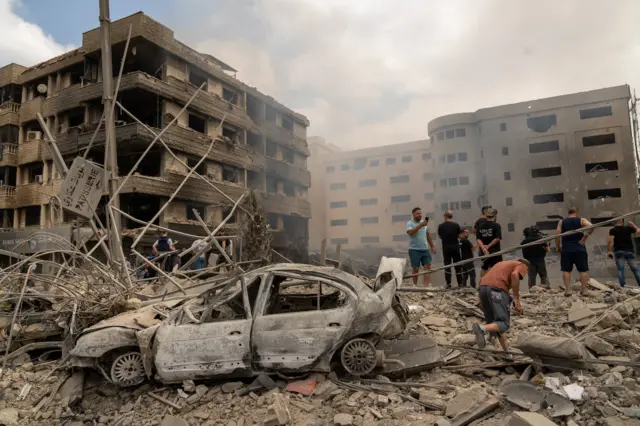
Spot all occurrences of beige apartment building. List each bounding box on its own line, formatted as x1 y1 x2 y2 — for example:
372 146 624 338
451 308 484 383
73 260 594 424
309 139 435 253
0 12 311 261
428 84 639 275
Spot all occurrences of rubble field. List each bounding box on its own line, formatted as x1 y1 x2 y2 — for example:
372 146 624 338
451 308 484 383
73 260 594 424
2 270 640 426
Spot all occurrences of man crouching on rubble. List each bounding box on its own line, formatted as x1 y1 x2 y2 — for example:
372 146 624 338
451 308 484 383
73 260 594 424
472 259 530 353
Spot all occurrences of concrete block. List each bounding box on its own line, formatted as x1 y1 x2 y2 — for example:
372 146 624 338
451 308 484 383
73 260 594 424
509 411 558 426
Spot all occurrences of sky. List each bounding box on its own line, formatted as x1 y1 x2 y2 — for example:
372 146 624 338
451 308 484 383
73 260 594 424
1 0 639 150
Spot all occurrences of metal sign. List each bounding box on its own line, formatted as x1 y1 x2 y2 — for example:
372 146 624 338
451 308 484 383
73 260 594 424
59 157 107 218
0 226 72 254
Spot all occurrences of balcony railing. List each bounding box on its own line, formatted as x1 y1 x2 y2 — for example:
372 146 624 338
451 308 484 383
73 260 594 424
0 102 20 114
0 185 16 196
1 144 17 155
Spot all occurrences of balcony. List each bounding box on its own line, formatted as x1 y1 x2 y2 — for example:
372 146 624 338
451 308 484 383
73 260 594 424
0 185 16 209
259 192 311 218
0 102 20 127
18 139 46 164
15 181 62 208
260 120 309 156
19 97 45 124
0 144 18 167
264 156 311 187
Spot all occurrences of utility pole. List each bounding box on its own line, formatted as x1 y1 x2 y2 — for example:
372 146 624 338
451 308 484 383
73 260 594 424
99 0 122 263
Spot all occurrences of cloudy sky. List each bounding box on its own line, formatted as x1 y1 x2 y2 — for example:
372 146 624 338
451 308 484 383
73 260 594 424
1 0 639 149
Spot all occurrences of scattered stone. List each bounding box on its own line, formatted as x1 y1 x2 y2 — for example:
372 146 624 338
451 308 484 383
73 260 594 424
222 381 245 393
376 394 389 407
0 408 19 425
445 386 487 418
509 411 558 426
58 369 84 407
420 316 458 328
334 413 354 425
182 379 195 392
160 415 189 426
515 318 536 326
600 311 625 328
584 335 614 355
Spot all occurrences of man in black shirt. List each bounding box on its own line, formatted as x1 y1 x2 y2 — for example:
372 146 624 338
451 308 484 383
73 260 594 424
608 219 640 287
459 228 476 287
437 211 463 288
521 226 550 288
477 208 502 277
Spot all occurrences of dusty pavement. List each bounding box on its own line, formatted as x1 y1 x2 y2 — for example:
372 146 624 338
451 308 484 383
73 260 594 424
2 278 640 425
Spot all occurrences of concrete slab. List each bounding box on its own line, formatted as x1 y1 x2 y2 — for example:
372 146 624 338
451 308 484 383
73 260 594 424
509 412 558 426
377 336 442 376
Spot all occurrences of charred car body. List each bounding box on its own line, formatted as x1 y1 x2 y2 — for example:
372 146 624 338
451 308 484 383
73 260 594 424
70 258 410 386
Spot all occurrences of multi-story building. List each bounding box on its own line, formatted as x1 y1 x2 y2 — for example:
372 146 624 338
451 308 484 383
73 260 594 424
309 139 435 255
428 84 638 274
0 12 310 261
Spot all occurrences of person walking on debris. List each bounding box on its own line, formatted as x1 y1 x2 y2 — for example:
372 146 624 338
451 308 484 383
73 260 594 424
152 231 176 272
190 238 208 270
472 259 529 353
476 208 502 277
521 225 550 288
406 207 437 286
459 228 476 287
556 207 592 297
608 218 640 287
437 211 463 288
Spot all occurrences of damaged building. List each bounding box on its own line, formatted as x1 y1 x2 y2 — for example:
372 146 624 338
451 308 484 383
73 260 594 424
0 12 311 262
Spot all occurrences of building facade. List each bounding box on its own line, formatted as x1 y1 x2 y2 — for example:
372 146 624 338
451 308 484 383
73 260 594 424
428 85 639 271
0 12 311 261
309 139 435 253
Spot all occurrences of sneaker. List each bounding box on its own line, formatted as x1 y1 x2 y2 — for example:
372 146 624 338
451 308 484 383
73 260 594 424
472 323 486 349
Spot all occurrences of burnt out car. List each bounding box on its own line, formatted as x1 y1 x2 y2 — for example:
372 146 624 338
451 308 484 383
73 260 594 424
70 258 409 386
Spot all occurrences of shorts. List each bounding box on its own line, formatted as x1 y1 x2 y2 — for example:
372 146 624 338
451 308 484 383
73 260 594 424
478 285 510 336
409 249 432 269
561 251 588 273
481 254 502 271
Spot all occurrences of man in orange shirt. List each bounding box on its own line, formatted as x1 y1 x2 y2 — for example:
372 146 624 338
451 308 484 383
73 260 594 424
472 259 530 353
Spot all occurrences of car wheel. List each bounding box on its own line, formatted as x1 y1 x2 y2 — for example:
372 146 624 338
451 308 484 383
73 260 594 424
340 338 377 376
110 351 145 387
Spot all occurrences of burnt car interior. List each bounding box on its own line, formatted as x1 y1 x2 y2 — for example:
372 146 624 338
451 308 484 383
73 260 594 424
264 274 347 315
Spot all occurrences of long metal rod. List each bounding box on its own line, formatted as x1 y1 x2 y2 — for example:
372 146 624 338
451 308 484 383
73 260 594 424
188 208 241 272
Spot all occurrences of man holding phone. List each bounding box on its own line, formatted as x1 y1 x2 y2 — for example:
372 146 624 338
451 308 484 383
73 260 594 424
406 207 437 286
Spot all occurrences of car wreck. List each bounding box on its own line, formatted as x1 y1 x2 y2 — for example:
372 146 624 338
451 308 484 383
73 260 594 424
69 258 419 386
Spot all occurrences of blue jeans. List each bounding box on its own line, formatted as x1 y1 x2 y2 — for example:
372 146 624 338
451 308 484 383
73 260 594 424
614 251 640 287
193 256 206 270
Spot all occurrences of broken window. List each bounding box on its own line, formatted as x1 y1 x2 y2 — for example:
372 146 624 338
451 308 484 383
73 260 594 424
330 201 347 209
583 133 615 147
221 206 237 224
189 68 208 90
247 132 263 153
580 106 612 120
369 159 380 167
506 197 513 206
500 123 507 132
282 148 294 164
440 203 448 211
268 213 279 229
391 195 410 203
448 177 458 187
281 116 294 131
440 179 447 188
360 198 377 206
222 127 238 143
354 157 367 170
188 114 206 133
422 152 432 160
222 87 237 104
508 223 515 232
266 140 278 158
265 105 276 122
198 278 253 323
590 217 616 225
359 179 376 188
361 236 379 244
527 114 557 133
445 130 454 139
459 176 469 185
25 163 43 184
187 205 205 221
447 154 456 163
222 166 240 183
263 275 350 315
187 157 206 175
531 167 562 178
529 140 559 154
326 166 335 173
331 238 348 245
536 220 559 231
340 164 350 171
458 152 467 162
283 182 295 197
330 182 346 190
331 219 348 227
502 147 509 156
461 201 472 210
449 201 459 210
390 175 409 184
585 161 618 173
423 172 434 180
437 132 444 141
504 172 511 181
386 157 396 165
25 206 40 227
393 234 409 242
402 155 412 163
360 217 378 225
267 177 278 194
67 108 85 128
587 188 622 199
533 193 564 204
455 128 466 137
392 214 411 222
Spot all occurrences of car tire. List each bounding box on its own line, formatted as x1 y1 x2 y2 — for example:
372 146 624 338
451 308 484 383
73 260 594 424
109 351 146 387
340 338 377 376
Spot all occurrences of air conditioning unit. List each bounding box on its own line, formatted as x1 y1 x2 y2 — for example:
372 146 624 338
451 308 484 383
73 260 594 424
26 131 42 141
35 175 43 184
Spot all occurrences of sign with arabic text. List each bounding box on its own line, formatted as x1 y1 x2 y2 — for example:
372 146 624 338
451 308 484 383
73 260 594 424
59 157 107 218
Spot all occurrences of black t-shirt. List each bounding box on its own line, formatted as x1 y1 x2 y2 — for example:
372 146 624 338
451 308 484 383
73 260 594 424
521 236 547 261
460 238 474 259
477 221 502 253
610 225 636 252
438 221 462 248
473 217 487 236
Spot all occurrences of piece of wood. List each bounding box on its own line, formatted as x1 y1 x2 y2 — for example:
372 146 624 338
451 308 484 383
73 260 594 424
149 391 182 410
